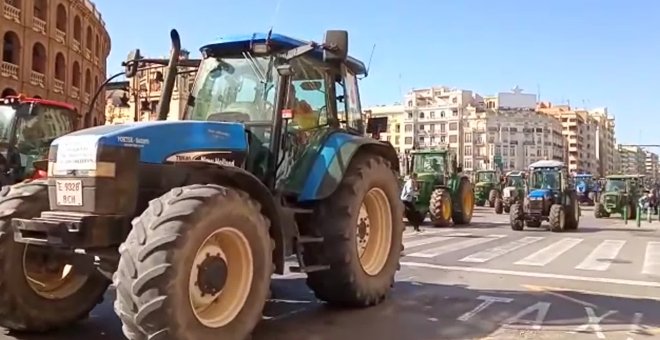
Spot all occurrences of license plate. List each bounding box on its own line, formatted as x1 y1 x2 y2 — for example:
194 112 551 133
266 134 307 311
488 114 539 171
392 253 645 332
56 180 83 206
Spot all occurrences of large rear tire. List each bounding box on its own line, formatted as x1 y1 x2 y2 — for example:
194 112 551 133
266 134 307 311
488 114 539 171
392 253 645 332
304 154 403 307
565 192 580 230
452 177 474 225
0 181 109 332
114 184 272 340
429 188 453 227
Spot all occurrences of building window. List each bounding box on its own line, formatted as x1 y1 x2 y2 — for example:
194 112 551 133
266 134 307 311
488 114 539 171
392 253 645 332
419 111 425 119
405 137 412 144
464 159 472 169
419 136 425 144
510 146 515 156
452 97 458 104
465 133 472 143
404 124 412 132
430 111 435 118
440 111 445 118
449 122 458 131
407 112 413 119
430 136 435 145
395 136 400 145
465 145 472 156
440 123 446 132
440 136 446 143
449 135 457 143
395 124 401 133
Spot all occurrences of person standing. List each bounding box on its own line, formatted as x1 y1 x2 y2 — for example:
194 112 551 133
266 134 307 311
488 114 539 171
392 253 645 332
401 173 422 232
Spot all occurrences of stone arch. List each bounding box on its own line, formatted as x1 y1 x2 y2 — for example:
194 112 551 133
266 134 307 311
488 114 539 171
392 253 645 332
1 88 17 98
54 52 66 80
2 31 21 64
56 3 67 32
72 61 81 88
84 68 91 93
73 16 82 42
31 42 46 73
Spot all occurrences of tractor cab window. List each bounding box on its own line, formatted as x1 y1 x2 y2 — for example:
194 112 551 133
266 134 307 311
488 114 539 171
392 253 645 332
506 176 523 187
413 154 444 173
0 104 19 141
605 179 626 192
286 56 329 131
187 56 277 125
15 105 75 168
530 170 560 190
476 172 495 183
341 65 363 133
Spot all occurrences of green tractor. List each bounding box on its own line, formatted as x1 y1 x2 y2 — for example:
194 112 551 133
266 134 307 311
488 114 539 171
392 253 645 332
474 169 503 208
403 147 474 227
499 170 526 214
595 174 644 219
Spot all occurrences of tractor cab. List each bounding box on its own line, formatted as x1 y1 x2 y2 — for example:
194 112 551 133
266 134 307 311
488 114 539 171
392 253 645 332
595 174 643 219
573 173 596 205
407 148 451 208
474 169 503 207
501 170 525 212
526 160 569 215
0 95 78 184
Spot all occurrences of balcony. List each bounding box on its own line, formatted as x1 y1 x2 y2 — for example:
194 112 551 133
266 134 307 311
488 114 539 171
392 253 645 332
32 17 46 34
53 79 64 94
84 48 91 60
94 56 100 65
3 2 20 23
0 62 19 79
71 86 80 99
29 71 45 88
55 29 66 44
84 92 91 104
72 40 81 52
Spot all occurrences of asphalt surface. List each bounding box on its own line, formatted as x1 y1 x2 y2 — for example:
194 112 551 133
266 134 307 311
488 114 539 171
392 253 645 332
2 206 660 340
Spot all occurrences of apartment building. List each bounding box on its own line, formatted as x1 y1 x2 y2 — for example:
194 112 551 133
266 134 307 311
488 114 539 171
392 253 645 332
538 103 599 175
589 107 617 176
617 145 646 175
363 104 405 153
645 151 659 180
402 86 481 163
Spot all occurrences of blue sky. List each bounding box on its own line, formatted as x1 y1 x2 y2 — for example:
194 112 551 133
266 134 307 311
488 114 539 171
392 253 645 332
96 0 660 148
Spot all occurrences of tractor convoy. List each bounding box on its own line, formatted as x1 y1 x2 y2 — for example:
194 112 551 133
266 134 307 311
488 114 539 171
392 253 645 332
0 28 649 340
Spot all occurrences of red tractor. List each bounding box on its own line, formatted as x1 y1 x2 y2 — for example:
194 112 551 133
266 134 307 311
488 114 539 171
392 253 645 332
0 95 80 184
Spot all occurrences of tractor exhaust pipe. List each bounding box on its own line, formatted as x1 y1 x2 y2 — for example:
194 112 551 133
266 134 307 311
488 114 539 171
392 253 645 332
156 29 181 121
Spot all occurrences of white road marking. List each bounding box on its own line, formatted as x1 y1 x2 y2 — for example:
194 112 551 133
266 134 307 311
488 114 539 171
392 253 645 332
407 234 506 258
514 238 583 266
642 242 660 276
403 233 471 249
456 295 513 321
459 236 544 263
569 307 617 339
400 262 660 288
575 239 626 271
502 301 550 330
403 229 457 239
626 312 644 340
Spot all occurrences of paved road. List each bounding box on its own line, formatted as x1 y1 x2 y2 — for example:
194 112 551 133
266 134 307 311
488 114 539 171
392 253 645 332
2 206 660 340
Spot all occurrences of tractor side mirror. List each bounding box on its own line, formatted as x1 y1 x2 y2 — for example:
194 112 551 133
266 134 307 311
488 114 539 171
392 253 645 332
366 116 388 139
124 49 141 78
323 30 348 62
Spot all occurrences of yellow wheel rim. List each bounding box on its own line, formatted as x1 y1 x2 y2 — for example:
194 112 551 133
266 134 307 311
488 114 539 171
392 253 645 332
442 195 452 220
463 188 474 217
189 227 253 328
23 246 88 300
356 188 393 276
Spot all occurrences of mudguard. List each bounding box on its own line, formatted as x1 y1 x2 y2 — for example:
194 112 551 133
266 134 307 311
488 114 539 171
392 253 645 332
52 121 248 164
298 132 398 202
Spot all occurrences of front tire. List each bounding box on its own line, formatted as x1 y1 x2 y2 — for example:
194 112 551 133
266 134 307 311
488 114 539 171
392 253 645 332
549 204 566 232
304 155 403 307
452 178 475 225
0 181 109 332
494 198 503 214
429 188 453 227
114 184 272 340
510 203 524 231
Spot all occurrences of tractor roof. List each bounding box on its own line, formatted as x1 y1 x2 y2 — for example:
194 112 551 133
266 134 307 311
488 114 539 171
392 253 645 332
2 95 76 111
606 174 641 179
201 33 367 75
410 148 448 155
529 160 565 169
476 169 496 173
574 173 593 178
506 170 524 176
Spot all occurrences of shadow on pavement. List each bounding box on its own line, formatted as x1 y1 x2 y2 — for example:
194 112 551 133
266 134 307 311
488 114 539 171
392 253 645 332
4 276 659 340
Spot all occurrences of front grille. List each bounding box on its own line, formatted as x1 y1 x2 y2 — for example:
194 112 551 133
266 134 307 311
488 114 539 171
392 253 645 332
529 200 543 210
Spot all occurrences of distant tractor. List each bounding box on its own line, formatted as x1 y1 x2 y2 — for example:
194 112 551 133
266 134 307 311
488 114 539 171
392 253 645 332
474 169 502 208
510 160 580 232
594 174 643 219
499 170 526 214
574 173 596 206
0 95 80 184
403 147 474 227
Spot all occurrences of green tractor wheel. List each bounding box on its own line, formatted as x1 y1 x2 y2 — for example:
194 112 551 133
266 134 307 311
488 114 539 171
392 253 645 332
594 203 609 218
429 188 453 227
452 178 474 225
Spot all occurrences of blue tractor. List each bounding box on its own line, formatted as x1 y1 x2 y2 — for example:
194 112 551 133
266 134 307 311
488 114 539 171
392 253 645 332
510 160 580 232
0 30 404 339
574 173 596 205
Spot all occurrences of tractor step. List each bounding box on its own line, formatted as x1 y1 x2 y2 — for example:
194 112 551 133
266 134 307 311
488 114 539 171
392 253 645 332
289 264 330 273
297 236 324 244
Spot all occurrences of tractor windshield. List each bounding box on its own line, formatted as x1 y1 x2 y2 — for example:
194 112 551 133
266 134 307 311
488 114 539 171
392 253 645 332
0 104 18 142
506 176 523 187
187 56 276 123
476 172 495 183
15 104 76 159
529 170 560 190
605 179 626 192
412 154 444 173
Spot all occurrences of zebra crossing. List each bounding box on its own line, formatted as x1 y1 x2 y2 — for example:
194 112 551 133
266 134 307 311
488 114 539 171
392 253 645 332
402 229 660 276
